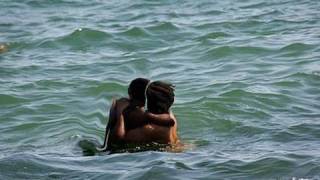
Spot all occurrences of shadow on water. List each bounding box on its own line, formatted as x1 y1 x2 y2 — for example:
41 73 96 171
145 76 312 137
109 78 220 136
77 139 100 156
77 138 198 156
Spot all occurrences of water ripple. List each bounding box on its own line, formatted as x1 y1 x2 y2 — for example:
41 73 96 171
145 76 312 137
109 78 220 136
38 28 112 50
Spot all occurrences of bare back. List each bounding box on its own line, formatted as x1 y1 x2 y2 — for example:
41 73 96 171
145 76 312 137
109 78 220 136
124 113 179 144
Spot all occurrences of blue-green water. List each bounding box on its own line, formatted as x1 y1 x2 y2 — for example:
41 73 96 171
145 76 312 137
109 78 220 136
1 0 320 179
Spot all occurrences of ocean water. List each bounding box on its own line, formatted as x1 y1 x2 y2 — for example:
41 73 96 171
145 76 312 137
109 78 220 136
1 0 320 179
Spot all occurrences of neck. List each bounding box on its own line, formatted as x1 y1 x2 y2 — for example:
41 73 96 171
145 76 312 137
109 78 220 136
130 99 145 107
147 107 168 114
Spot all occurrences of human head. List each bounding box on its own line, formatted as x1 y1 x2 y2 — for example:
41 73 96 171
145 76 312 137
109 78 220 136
146 81 175 114
128 78 150 105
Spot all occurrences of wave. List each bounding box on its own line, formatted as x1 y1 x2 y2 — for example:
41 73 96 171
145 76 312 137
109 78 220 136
202 45 273 59
209 117 268 137
193 156 298 178
200 9 225 16
125 2 158 9
2 41 32 51
279 43 316 52
252 10 284 19
177 94 272 136
272 80 302 88
26 0 98 8
270 122 320 142
233 157 295 177
0 94 28 106
34 79 75 89
194 20 265 29
220 89 270 98
271 129 301 142
37 28 112 50
288 123 320 139
0 152 95 179
4 28 113 51
271 18 318 24
80 81 126 96
284 72 320 87
146 22 179 32
125 13 149 22
289 72 320 78
239 2 269 9
118 27 151 37
196 32 231 41
218 89 294 115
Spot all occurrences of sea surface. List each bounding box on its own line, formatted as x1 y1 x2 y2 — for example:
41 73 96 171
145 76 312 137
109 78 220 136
1 0 320 179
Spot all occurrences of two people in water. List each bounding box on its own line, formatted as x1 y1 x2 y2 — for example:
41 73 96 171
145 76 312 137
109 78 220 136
99 78 179 151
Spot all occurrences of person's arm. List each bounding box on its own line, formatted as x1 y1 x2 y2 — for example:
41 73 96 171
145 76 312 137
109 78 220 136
144 111 175 127
101 99 116 148
98 98 129 151
97 99 117 151
111 99 130 140
112 113 126 140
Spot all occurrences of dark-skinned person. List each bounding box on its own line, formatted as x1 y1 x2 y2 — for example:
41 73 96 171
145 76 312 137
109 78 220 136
98 78 174 151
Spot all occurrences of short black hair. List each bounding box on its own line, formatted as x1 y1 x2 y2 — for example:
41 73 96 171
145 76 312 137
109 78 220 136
128 78 150 104
146 81 174 114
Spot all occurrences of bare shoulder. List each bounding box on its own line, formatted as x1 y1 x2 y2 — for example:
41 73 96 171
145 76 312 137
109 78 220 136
116 97 129 104
115 97 130 111
115 98 130 107
169 110 177 122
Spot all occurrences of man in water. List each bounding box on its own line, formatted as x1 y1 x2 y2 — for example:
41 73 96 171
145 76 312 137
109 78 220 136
99 78 177 151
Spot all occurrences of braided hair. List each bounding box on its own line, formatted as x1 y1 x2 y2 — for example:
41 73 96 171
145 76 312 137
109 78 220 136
146 81 175 114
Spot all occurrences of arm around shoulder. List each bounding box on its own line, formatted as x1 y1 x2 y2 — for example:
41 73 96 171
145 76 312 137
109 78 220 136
145 111 175 127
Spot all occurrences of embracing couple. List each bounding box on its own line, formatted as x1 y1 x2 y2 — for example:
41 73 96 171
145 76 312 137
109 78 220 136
99 78 179 151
